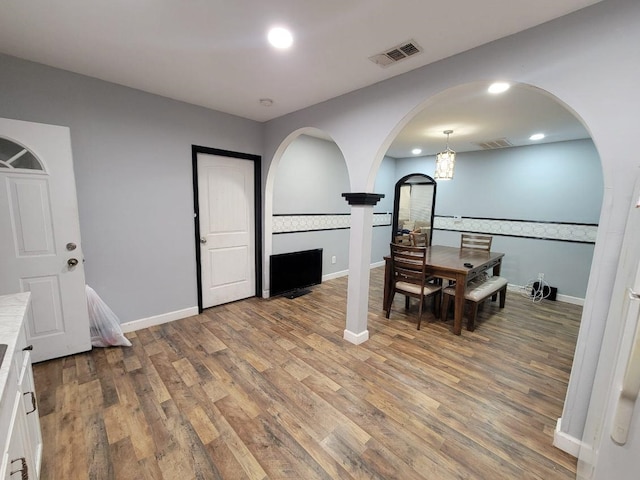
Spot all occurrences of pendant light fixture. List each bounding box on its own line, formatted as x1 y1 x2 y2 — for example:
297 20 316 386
434 129 456 180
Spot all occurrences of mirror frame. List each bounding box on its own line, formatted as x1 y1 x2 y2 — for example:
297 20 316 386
391 173 437 246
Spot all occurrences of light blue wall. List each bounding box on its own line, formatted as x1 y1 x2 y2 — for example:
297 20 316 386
395 139 601 298
372 156 396 263
0 53 262 323
273 135 349 214
272 136 602 298
429 139 602 222
272 134 351 275
272 137 397 275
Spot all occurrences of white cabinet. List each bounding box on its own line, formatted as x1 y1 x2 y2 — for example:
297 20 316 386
3 390 32 480
0 294 42 480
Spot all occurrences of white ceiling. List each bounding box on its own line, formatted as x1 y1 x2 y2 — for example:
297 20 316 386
0 0 599 154
385 82 591 158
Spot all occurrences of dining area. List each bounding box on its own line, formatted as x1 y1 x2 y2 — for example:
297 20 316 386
385 173 508 335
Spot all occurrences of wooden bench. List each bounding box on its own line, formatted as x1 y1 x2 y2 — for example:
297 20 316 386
441 276 508 331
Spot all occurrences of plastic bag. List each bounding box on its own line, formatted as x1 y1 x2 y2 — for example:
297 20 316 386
86 285 132 347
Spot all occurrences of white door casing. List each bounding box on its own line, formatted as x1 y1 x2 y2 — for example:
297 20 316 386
197 153 256 308
0 117 91 362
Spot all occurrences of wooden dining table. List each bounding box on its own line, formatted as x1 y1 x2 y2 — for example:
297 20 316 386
384 245 504 335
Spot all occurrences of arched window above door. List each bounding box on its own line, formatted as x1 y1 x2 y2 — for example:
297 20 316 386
0 137 45 171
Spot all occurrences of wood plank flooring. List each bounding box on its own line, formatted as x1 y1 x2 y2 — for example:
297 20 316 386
34 267 581 479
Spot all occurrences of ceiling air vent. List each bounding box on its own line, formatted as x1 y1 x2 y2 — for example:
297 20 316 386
369 39 423 68
475 138 513 150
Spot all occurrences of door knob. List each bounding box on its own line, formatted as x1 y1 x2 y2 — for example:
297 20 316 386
67 258 79 267
200 237 207 244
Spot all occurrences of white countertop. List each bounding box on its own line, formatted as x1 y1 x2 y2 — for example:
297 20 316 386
0 292 31 401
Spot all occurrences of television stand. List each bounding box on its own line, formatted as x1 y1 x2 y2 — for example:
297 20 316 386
285 288 311 299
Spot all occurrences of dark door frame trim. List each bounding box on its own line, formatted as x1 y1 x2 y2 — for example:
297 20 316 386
192 145 262 313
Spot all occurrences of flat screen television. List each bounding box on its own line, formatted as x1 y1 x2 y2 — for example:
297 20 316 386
270 248 323 298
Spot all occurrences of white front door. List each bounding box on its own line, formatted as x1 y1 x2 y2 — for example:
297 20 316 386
197 153 256 308
0 118 91 362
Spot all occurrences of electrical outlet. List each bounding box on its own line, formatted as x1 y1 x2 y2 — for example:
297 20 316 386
331 255 337 264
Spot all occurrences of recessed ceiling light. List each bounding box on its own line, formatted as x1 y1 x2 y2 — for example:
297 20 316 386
268 27 293 49
529 133 545 141
488 82 510 94
259 98 274 107
411 148 422 155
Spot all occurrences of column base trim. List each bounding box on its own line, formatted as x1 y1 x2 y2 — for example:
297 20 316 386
343 329 369 345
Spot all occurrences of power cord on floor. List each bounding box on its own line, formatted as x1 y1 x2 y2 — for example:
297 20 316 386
520 273 551 303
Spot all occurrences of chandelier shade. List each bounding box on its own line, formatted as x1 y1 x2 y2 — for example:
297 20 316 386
434 130 456 180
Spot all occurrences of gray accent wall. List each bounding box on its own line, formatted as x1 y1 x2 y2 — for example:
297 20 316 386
0 53 262 323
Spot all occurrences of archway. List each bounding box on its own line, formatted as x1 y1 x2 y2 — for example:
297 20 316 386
264 127 352 298
370 80 602 456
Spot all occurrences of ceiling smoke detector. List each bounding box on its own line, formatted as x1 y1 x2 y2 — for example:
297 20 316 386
368 39 423 68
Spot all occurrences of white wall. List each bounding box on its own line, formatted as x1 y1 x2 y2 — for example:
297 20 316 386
262 0 640 446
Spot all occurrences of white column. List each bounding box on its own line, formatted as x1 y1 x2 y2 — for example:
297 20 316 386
341 192 384 344
343 205 374 344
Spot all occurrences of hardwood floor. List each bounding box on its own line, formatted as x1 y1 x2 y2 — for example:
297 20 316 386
34 267 581 479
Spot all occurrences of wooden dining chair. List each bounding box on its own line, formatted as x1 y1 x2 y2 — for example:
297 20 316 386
385 243 441 330
394 235 412 246
410 231 429 247
460 233 492 252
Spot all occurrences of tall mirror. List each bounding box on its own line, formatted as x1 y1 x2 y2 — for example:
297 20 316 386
391 173 437 246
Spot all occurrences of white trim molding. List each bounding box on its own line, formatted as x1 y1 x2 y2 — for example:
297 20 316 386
553 417 582 457
120 306 199 333
506 284 584 306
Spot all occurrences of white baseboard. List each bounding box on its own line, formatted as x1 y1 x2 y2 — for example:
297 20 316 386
553 417 582 457
507 284 584 306
323 269 349 281
263 264 378 298
343 329 369 345
120 306 199 333
556 294 584 306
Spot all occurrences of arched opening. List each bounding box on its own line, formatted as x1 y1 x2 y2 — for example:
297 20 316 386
264 127 352 298
370 80 602 455
375 81 600 300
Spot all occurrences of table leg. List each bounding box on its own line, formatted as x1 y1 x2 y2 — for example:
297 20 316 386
453 273 466 335
383 258 391 311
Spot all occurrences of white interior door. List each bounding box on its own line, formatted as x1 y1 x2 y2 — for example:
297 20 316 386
197 153 255 308
0 117 91 362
